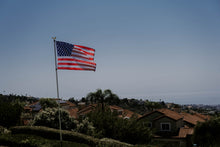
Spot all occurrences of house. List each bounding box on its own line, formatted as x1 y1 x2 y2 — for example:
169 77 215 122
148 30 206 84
139 108 183 136
22 101 43 124
22 99 78 125
55 99 77 109
24 99 76 113
57 99 78 119
138 108 210 147
109 105 142 119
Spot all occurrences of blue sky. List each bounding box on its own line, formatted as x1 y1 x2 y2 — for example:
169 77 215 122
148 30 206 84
0 0 220 104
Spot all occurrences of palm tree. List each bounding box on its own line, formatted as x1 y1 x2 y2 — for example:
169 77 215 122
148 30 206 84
86 89 119 110
86 89 102 104
104 89 120 105
86 92 95 104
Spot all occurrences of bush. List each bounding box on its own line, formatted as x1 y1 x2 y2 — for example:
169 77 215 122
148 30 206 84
0 102 23 128
0 126 10 135
39 98 58 109
33 108 77 130
75 117 95 136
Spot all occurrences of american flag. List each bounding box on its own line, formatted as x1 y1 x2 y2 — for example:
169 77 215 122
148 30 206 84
56 41 96 71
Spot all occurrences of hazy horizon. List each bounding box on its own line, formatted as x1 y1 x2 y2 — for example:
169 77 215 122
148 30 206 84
1 0 220 105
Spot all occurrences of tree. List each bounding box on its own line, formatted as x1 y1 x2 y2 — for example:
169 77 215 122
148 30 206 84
193 117 220 147
87 105 117 138
39 98 58 109
86 89 103 104
0 101 23 128
87 105 152 144
33 108 77 130
145 100 163 111
115 115 152 144
121 98 129 105
86 89 119 110
104 89 120 105
0 93 37 103
68 97 76 104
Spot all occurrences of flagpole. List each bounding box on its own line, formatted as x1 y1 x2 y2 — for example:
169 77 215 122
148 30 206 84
52 37 62 147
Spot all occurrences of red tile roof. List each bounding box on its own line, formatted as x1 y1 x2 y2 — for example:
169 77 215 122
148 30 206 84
181 112 205 125
65 101 76 107
109 105 123 111
157 109 183 120
174 127 194 138
140 108 182 121
59 101 76 107
123 109 142 118
194 113 211 120
67 108 78 119
77 104 141 119
77 104 97 115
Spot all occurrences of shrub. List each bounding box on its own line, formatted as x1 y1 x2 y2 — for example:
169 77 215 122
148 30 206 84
33 108 77 130
0 102 23 128
39 98 58 109
0 126 10 135
75 117 96 136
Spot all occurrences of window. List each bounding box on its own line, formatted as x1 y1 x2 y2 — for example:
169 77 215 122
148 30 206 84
148 122 152 128
160 123 171 131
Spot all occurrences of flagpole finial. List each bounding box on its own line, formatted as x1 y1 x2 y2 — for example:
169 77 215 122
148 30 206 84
52 37 56 40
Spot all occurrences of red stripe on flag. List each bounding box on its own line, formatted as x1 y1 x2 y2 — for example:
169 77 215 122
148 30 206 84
58 67 95 71
58 62 96 68
74 45 95 52
71 54 94 61
58 58 96 65
73 48 95 56
72 50 87 56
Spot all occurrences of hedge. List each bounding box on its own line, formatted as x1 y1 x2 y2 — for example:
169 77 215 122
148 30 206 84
99 138 133 147
10 126 99 146
0 134 89 147
10 126 133 147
